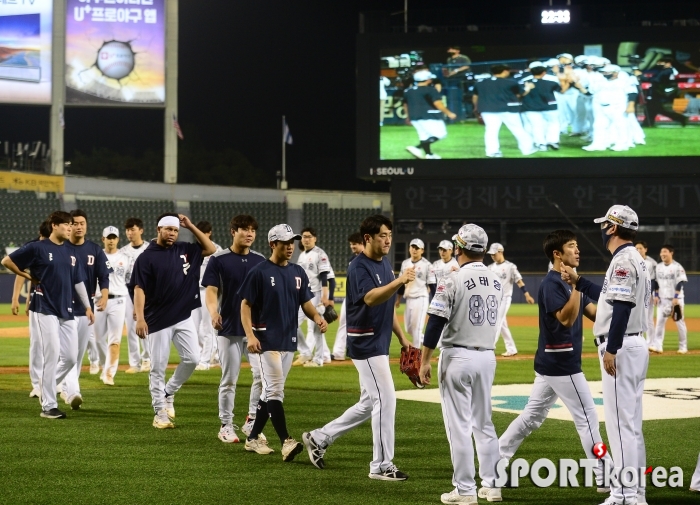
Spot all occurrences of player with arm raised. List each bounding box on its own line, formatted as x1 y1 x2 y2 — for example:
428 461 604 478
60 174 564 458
634 241 657 345
331 232 365 361
648 244 688 354
130 213 216 429
396 238 431 347
303 215 413 481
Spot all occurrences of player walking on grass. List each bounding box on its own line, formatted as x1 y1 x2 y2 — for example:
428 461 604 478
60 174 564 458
396 238 431 347
403 67 457 160
419 224 504 504
331 232 365 361
498 229 613 493
562 205 651 505
239 224 327 461
648 244 688 354
192 221 222 371
130 213 216 429
2 211 93 419
303 215 413 481
486 242 534 357
634 241 657 344
202 215 266 444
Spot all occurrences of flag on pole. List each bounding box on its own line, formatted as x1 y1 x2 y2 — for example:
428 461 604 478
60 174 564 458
283 119 293 145
173 114 184 140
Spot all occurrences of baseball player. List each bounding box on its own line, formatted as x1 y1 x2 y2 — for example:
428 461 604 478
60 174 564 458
403 67 456 160
120 217 150 373
582 65 630 152
419 224 504 503
634 241 657 344
486 242 534 357
520 63 566 151
239 224 327 461
562 204 651 505
93 226 129 386
202 215 266 443
192 221 222 371
61 210 111 406
396 238 431 347
1 211 93 419
303 215 412 481
648 244 688 354
293 227 332 367
130 213 217 429
499 229 612 493
331 232 365 361
473 64 536 158
427 239 458 301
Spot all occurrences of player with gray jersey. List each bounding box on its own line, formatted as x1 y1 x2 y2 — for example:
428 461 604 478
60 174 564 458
499 229 612 497
649 244 688 354
419 224 504 504
486 242 534 357
634 241 657 344
397 238 431 347
428 240 459 299
563 204 651 505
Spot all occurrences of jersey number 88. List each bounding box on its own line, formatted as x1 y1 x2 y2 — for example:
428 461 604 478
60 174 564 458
468 295 499 326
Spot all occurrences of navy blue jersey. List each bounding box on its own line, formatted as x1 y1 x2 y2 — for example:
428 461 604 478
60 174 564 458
346 253 396 360
474 77 523 113
130 241 204 333
404 85 443 121
69 241 112 315
237 260 313 352
9 240 86 320
534 270 591 376
201 248 266 337
521 79 561 112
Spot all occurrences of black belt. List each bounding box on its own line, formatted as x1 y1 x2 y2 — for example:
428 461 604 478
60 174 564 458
108 294 125 299
594 333 641 346
451 345 494 352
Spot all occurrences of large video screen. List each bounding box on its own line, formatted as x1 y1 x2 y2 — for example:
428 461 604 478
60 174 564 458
65 0 165 107
0 0 52 105
379 41 700 160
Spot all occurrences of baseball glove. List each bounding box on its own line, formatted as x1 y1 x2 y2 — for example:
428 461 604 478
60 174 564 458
672 304 683 322
399 346 424 389
323 305 339 324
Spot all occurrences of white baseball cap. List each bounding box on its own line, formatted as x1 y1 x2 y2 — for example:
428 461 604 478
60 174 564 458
593 205 639 230
574 55 588 65
409 238 425 249
528 61 545 69
268 224 301 242
602 64 621 73
545 58 560 67
487 242 504 254
438 240 453 250
557 53 574 61
452 224 488 252
102 226 119 238
413 69 437 82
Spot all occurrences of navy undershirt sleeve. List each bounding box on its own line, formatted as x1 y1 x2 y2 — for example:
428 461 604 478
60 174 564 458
651 279 659 291
429 284 436 300
576 277 601 302
423 314 448 349
397 285 405 296
319 271 328 287
328 278 335 299
675 281 686 291
605 301 634 355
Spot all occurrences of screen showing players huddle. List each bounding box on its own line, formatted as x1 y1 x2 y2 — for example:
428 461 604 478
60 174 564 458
379 41 700 160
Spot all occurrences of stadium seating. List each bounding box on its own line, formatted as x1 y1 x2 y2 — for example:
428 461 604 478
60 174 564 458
190 201 287 253
0 190 61 251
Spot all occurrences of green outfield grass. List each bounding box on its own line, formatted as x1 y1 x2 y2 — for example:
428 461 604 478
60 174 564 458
1 304 699 504
380 122 700 159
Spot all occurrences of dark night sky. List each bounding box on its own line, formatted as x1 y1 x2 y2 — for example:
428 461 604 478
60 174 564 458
0 0 688 190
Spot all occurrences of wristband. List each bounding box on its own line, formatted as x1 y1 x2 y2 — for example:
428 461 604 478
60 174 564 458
654 292 659 298
674 293 679 299
574 275 582 286
520 285 527 293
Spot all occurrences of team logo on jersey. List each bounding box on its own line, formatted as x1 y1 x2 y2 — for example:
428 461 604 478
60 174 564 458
87 255 95 265
612 266 630 284
295 277 302 289
49 253 53 261
270 277 275 286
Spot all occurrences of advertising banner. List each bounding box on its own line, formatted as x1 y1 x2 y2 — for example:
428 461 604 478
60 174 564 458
0 170 64 193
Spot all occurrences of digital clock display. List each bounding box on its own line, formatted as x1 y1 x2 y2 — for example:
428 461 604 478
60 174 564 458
541 9 571 24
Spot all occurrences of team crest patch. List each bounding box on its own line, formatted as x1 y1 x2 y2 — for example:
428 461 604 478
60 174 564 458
611 266 630 284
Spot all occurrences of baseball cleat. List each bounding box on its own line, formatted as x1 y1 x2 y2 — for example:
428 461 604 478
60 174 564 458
549 143 560 150
40 408 66 419
678 349 688 354
195 362 210 371
68 394 83 410
649 347 663 354
29 388 40 398
89 363 100 375
125 367 140 374
425 153 442 159
477 487 502 502
368 464 408 481
303 361 322 367
281 438 304 462
60 390 68 403
501 352 518 357
209 358 221 369
218 424 240 443
405 146 425 159
153 410 174 429
292 355 311 366
245 435 274 455
486 152 503 158
440 489 476 503
165 394 175 420
102 375 115 386
690 487 700 492
302 432 326 469
597 498 624 505
140 360 151 372
538 144 548 152
241 416 255 437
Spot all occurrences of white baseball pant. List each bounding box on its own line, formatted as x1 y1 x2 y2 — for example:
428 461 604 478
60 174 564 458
125 296 150 368
493 295 517 355
86 329 100 366
298 291 327 365
217 335 263 425
411 119 447 141
439 347 500 496
481 112 534 156
62 315 94 400
597 335 648 503
310 355 396 474
331 299 348 360
588 101 627 149
499 372 611 484
651 298 687 352
644 301 655 344
691 453 700 491
573 94 593 134
253 351 294 402
28 309 42 392
148 316 200 413
191 305 217 366
404 296 428 347
94 297 127 379
626 111 645 145
523 110 560 146
556 90 578 132
32 312 78 411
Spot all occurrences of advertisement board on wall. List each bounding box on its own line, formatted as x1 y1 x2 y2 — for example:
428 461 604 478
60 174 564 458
65 0 165 106
0 0 53 105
